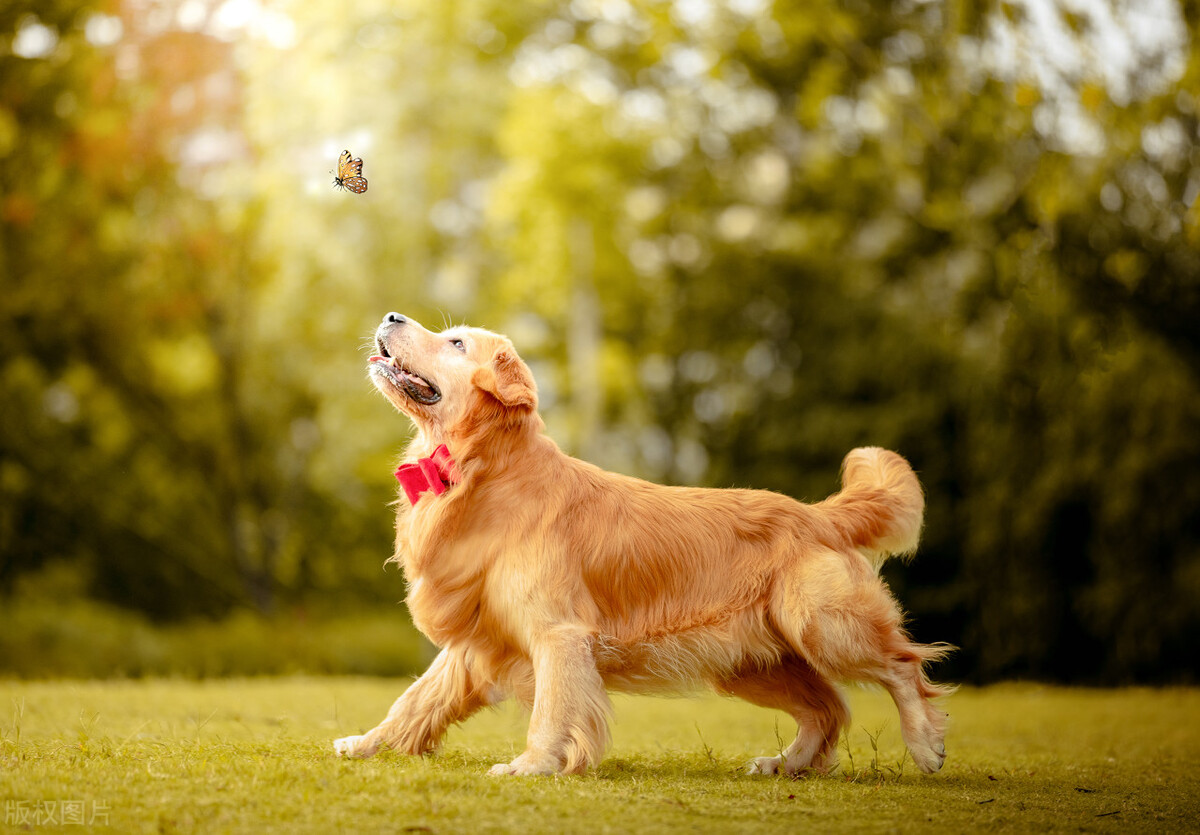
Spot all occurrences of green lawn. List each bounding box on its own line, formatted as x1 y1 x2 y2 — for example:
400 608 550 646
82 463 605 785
2 678 1197 833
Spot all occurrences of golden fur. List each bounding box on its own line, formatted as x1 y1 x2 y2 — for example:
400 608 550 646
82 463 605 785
333 315 953 776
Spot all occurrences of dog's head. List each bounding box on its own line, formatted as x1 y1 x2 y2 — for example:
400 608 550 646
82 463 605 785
367 313 538 442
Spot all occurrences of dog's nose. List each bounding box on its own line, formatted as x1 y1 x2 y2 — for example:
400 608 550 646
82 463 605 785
383 312 406 326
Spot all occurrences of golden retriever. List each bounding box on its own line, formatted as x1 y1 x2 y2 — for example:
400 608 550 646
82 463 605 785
333 312 952 776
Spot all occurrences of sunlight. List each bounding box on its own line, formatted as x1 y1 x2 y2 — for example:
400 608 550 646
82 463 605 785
84 13 124 47
971 0 1188 154
11 17 58 59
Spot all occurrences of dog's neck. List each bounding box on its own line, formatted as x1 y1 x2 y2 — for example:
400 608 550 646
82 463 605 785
406 418 545 475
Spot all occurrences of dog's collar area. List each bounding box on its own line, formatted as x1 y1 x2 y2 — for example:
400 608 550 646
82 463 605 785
395 444 461 506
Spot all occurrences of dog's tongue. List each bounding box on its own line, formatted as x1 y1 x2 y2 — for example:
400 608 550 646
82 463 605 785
369 355 385 363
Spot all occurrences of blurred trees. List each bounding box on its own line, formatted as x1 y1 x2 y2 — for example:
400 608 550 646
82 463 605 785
1 0 394 617
2 0 1198 682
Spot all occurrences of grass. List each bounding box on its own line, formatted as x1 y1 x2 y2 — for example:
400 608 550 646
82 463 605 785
2 679 1198 833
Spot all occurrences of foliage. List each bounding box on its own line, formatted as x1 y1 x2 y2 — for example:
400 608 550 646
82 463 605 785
2 679 1199 832
2 0 1199 681
0 562 430 678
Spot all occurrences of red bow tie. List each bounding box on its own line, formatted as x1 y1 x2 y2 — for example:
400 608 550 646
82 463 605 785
395 444 461 506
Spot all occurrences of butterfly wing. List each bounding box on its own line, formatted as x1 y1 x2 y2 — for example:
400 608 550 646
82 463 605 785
343 176 368 194
339 151 363 179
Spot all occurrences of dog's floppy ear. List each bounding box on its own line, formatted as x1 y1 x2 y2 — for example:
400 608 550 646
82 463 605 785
472 347 537 410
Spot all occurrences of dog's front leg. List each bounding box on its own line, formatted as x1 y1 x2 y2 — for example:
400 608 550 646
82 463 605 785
489 625 611 776
334 647 488 758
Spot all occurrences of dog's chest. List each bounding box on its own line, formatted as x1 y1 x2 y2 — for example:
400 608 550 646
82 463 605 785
404 563 488 646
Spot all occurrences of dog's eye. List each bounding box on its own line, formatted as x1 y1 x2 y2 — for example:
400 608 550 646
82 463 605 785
449 338 466 353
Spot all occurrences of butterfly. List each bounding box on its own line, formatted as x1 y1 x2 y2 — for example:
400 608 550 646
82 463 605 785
332 149 368 194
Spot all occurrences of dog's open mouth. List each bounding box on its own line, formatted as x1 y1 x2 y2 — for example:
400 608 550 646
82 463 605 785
369 348 441 405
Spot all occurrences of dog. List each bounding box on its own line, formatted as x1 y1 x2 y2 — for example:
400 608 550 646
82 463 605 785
333 312 952 776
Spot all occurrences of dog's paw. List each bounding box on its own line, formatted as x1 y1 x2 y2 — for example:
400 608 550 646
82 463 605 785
488 752 560 776
908 740 946 774
747 756 783 775
333 734 379 758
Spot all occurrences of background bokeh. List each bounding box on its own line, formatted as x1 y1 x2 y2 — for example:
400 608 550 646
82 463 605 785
2 0 1198 683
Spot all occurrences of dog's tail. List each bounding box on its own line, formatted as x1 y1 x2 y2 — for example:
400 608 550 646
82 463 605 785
820 447 924 571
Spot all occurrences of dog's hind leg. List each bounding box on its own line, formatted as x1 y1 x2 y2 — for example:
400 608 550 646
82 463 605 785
489 625 611 776
872 639 953 774
772 558 952 774
716 656 849 776
333 647 490 758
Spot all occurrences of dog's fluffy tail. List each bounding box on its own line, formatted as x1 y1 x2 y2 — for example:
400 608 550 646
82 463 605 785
820 447 924 571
